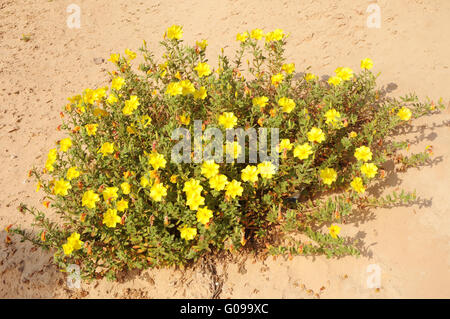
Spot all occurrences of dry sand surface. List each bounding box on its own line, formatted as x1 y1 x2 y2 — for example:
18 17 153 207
1 0 449 298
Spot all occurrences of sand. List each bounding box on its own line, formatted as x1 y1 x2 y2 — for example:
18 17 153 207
0 0 449 298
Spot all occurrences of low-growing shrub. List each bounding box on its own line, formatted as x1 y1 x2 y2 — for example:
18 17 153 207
11 26 444 280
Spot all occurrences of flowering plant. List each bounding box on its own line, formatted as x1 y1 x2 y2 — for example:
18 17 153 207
11 26 444 280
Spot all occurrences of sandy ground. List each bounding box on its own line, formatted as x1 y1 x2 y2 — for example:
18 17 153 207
0 0 449 298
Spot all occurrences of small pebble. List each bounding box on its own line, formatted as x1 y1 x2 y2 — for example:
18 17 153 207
93 57 105 65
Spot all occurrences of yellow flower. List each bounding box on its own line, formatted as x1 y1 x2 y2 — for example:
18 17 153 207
36 182 41 192
116 198 128 212
82 190 100 209
350 177 365 194
293 143 313 160
127 124 137 135
325 109 341 125
258 161 276 179
328 76 342 86
98 142 114 156
361 58 373 70
225 141 242 159
320 168 337 185
67 232 83 250
84 88 99 104
329 224 341 239
236 31 249 42
282 63 295 74
349 131 357 138
45 149 57 171
196 207 213 225
45 159 55 172
159 61 168 70
305 73 318 82
148 152 167 170
271 73 284 86
62 243 74 256
218 112 238 129
170 175 178 183
123 95 140 115
278 139 293 153
66 167 80 180
179 114 190 125
196 39 208 50
225 180 243 199
257 117 264 126
111 77 125 90
125 48 136 60
94 87 108 100
140 177 149 188
194 62 212 78
361 163 378 178
85 124 98 136
47 148 58 162
63 232 83 255
77 105 86 113
68 94 81 104
335 67 353 81
167 24 183 40
265 28 284 42
120 182 131 194
83 88 96 105
241 165 259 183
307 127 326 143
201 160 219 179
193 86 207 100
397 106 412 121
209 174 228 191
102 187 119 202
108 53 120 64
165 82 183 96
140 115 152 127
180 79 196 95
354 146 372 162
272 28 285 40
179 225 197 241
107 94 118 104
250 28 263 40
103 208 121 228
278 97 295 113
252 96 269 108
186 192 205 210
150 183 168 202
60 138 72 152
93 108 108 118
183 179 203 196
54 179 71 196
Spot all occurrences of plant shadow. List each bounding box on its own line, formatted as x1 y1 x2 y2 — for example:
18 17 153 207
339 117 450 258
0 229 65 298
